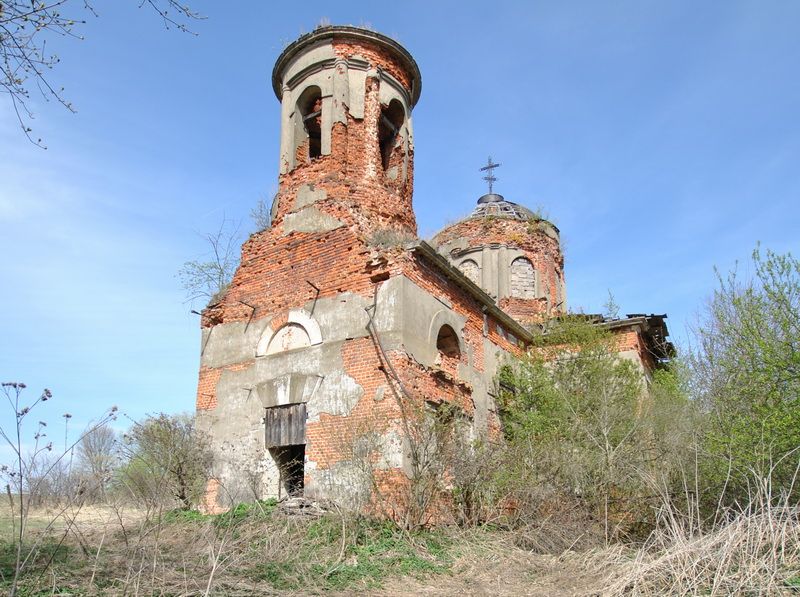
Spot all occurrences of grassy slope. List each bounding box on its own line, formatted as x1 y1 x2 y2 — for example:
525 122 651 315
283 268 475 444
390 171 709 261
2 502 798 596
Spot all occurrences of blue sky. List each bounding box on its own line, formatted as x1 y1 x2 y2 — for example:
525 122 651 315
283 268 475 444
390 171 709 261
1 1 798 437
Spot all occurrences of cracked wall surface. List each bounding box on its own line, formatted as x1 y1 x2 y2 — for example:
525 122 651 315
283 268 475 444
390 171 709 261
196 261 520 510
197 27 529 514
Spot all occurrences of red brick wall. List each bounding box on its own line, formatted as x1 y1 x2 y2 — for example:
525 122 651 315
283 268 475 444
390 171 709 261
196 361 253 411
202 227 376 329
333 39 413 90
197 366 222 410
196 238 516 475
612 327 656 371
499 296 550 324
305 338 403 470
297 249 521 473
272 40 417 239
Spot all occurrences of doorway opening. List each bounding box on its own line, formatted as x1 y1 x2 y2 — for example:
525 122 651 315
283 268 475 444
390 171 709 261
269 444 305 497
265 403 307 497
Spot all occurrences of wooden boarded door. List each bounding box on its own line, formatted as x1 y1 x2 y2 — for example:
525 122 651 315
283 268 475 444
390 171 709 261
265 403 307 448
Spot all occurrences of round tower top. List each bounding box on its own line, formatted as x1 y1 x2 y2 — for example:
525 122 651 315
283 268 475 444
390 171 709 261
472 194 543 223
272 26 422 106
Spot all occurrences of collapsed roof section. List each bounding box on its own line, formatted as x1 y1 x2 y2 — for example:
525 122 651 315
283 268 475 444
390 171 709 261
407 239 673 367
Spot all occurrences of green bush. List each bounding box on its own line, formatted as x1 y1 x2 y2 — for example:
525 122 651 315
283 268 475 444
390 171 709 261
690 247 800 508
497 317 694 541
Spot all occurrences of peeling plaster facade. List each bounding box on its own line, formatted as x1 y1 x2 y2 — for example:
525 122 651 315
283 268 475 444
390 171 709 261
195 26 672 514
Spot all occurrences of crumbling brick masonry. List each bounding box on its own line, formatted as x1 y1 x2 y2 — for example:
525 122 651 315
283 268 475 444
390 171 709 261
194 26 672 515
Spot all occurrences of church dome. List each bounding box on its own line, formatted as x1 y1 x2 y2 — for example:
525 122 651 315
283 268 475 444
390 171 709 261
430 191 566 324
470 193 538 221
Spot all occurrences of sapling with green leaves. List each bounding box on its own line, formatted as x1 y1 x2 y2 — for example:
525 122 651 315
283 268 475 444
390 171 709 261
690 246 800 508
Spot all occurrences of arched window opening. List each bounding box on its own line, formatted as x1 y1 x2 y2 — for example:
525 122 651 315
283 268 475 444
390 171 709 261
379 100 404 170
459 259 480 287
266 323 311 355
436 325 460 358
297 86 322 160
510 257 536 299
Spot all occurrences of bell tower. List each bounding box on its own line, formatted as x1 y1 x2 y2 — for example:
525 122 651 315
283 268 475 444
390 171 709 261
271 26 422 237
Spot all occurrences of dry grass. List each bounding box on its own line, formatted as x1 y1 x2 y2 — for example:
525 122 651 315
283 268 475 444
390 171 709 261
593 497 800 596
4 490 800 595
1 501 454 595
0 502 611 596
378 530 610 597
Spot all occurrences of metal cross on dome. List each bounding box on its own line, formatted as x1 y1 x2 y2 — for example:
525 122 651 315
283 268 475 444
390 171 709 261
480 156 501 194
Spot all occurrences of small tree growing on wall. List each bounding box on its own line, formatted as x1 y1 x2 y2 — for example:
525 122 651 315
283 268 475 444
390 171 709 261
178 218 241 305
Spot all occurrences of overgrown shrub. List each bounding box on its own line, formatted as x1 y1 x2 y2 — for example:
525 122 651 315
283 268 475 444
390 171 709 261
690 247 800 509
0 383 117 597
496 317 695 542
118 413 212 510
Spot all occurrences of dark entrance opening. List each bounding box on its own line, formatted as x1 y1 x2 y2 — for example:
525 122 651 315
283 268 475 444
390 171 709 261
265 403 307 497
269 444 305 497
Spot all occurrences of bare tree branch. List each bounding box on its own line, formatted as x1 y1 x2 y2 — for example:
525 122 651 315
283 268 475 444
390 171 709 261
0 0 203 146
178 217 241 306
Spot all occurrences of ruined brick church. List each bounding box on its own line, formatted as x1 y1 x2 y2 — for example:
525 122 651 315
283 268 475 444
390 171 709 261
195 26 672 511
